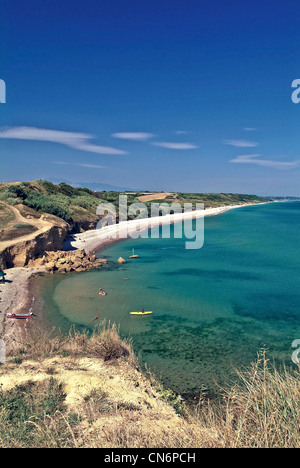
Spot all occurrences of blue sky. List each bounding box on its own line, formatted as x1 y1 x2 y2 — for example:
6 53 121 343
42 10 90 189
0 0 299 195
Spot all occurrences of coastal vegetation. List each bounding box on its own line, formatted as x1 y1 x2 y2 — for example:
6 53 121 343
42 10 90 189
0 179 272 269
0 325 299 448
1 181 292 449
0 180 270 228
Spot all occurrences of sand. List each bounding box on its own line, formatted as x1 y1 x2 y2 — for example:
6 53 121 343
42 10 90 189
66 204 247 253
0 267 45 350
0 202 266 349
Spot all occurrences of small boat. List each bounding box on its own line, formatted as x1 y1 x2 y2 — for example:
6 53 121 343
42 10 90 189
5 312 33 319
129 248 139 259
130 311 152 315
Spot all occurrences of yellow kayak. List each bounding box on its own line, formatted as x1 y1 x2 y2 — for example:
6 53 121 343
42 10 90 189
130 311 152 315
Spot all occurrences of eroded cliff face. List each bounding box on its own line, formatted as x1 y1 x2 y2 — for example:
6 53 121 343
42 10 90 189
72 219 98 233
0 224 69 269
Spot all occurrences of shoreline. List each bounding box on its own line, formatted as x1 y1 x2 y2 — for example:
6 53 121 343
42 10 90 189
0 267 46 351
66 202 264 254
0 201 268 348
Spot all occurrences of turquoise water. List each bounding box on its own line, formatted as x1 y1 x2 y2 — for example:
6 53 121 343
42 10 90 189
32 202 300 394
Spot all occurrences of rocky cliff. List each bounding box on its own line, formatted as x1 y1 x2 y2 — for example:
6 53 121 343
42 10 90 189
0 223 69 269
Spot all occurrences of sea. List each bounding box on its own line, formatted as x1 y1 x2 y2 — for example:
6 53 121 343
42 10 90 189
31 202 300 396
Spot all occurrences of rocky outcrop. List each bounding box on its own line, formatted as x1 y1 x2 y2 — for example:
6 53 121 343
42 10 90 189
117 257 126 264
72 219 98 233
0 205 105 272
0 224 69 269
31 249 107 273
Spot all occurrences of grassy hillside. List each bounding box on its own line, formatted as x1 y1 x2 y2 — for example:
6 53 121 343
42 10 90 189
0 325 299 448
0 180 101 225
0 180 270 231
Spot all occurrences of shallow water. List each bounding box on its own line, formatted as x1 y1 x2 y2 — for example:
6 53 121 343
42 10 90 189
32 202 300 394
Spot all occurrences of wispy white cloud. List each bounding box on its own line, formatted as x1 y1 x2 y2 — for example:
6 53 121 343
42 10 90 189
152 142 198 150
230 154 300 169
223 139 260 148
0 126 127 155
244 127 257 132
111 132 155 141
53 161 107 169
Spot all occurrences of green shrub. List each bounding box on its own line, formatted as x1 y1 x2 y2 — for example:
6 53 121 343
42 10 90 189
24 193 72 222
7 185 26 200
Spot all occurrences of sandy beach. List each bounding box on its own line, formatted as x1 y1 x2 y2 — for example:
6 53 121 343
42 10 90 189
0 202 265 348
0 267 45 350
66 204 249 253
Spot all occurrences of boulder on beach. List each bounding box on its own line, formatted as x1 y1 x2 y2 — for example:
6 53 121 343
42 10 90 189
31 250 107 273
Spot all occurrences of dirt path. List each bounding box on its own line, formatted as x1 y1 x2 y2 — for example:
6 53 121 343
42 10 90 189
0 203 54 250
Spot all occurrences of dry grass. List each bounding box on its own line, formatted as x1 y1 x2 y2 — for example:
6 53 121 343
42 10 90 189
19 320 135 363
1 327 299 448
137 192 173 202
191 350 300 448
0 202 16 230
